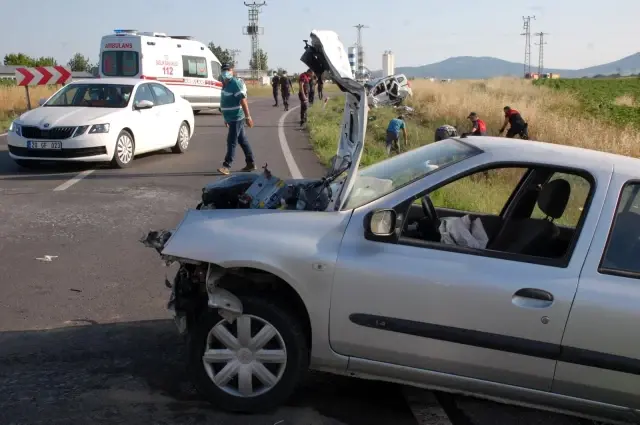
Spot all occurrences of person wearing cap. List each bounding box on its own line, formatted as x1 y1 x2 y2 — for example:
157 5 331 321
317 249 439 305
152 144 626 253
466 112 487 136
217 63 255 175
271 71 280 107
499 106 529 139
298 70 311 126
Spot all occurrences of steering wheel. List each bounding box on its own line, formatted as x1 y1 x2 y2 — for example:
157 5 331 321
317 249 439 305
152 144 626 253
421 194 440 230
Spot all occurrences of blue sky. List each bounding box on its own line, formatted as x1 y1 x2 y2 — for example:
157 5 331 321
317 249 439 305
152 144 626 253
1 0 638 72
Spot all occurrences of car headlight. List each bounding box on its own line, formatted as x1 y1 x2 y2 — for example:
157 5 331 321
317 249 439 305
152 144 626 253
73 125 90 137
89 123 110 134
8 121 22 136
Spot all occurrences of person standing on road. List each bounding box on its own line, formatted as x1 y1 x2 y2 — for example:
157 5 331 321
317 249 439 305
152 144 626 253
271 71 280 107
217 63 256 175
317 73 324 101
499 106 529 139
279 71 293 111
308 70 316 105
385 115 408 155
466 112 487 136
298 70 311 126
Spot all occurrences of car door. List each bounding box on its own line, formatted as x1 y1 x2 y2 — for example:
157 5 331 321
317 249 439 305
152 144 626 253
149 83 179 148
552 172 640 412
130 83 157 153
329 160 605 392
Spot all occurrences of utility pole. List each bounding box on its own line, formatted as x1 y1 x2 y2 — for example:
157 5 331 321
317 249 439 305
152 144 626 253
354 24 369 80
521 15 535 77
229 49 241 68
243 2 266 80
534 32 548 76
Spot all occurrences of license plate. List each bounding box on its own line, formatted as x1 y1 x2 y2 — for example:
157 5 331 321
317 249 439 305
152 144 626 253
27 141 62 150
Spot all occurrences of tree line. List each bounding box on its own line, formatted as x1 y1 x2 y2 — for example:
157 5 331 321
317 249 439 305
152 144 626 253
3 52 95 73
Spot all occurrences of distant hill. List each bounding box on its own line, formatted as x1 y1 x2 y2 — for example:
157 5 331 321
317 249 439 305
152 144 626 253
373 52 640 79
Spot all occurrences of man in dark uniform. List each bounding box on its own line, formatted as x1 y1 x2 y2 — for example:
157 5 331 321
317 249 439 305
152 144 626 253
298 70 311 126
317 73 324 101
307 69 316 105
271 72 280 107
499 106 529 139
279 71 294 111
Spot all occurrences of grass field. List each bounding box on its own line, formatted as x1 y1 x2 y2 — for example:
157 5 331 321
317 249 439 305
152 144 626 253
307 77 637 224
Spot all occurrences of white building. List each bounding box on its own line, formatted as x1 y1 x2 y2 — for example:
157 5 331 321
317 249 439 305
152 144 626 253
382 51 395 77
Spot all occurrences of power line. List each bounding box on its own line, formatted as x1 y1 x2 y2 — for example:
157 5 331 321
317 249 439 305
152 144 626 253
534 32 548 75
521 15 535 77
354 24 369 80
229 49 241 68
243 2 266 79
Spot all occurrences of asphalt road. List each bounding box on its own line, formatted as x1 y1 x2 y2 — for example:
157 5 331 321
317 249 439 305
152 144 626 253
0 97 602 425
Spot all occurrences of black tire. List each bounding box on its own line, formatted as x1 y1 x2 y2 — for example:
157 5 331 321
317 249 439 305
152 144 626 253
14 159 38 169
171 121 191 154
187 295 309 413
111 129 135 168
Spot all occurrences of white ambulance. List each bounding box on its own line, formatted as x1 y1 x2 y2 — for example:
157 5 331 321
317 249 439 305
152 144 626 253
99 29 223 114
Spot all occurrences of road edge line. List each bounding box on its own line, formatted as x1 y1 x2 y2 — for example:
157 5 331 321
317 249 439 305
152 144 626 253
0 132 7 138
404 387 454 425
53 169 95 191
277 105 303 179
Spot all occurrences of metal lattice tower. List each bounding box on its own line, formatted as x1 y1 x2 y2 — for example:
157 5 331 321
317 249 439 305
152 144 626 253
243 2 266 80
354 24 369 80
534 32 548 76
229 49 241 68
521 16 535 77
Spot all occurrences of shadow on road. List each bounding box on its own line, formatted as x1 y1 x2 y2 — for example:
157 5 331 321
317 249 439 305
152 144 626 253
0 319 416 425
0 149 97 177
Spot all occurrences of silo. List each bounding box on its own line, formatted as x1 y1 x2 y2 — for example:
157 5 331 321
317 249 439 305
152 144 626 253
348 46 357 78
382 51 395 77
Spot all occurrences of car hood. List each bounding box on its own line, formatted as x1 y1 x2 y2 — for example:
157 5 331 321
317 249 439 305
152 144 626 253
18 106 122 127
301 30 368 210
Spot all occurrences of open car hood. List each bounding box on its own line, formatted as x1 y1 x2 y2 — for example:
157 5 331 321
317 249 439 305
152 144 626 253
300 30 368 210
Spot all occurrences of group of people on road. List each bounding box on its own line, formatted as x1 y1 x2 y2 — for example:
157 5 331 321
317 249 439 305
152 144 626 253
386 106 529 156
271 69 324 125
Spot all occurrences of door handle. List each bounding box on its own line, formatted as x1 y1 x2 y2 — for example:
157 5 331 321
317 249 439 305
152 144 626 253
512 288 554 309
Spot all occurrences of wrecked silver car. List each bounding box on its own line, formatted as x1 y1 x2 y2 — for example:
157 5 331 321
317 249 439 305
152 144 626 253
365 73 413 108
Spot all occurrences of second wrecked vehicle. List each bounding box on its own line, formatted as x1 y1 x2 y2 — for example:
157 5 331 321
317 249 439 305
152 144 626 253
365 73 412 108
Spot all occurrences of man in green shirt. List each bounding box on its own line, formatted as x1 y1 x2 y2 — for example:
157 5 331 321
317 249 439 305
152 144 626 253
217 63 256 175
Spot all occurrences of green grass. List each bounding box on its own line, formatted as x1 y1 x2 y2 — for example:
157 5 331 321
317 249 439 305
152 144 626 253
535 78 640 128
0 111 16 132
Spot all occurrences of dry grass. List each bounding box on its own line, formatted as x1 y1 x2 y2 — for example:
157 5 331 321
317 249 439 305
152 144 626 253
613 94 637 107
409 77 640 158
0 84 60 130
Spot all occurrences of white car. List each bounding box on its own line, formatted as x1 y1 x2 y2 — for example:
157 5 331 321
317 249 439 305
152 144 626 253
365 74 412 108
7 78 195 168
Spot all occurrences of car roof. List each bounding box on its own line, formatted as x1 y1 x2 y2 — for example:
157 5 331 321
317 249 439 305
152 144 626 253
456 136 640 177
70 78 146 86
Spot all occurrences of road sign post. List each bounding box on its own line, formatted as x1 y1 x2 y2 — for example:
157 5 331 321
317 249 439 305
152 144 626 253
14 66 72 110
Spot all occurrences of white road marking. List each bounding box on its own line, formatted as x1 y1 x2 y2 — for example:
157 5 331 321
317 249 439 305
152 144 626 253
53 169 95 191
277 105 303 179
404 388 453 425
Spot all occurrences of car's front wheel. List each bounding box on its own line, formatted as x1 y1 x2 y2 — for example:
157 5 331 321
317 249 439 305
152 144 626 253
111 130 135 168
188 295 309 413
171 121 190 154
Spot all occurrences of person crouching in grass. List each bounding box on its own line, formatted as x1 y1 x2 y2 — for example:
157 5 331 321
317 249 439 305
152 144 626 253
386 115 408 155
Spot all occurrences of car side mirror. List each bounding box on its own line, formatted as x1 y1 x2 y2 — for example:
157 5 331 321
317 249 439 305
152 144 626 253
38 98 48 106
364 209 398 242
135 100 154 110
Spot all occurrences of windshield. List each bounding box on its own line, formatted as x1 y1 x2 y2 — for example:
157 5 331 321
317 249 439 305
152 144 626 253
341 139 481 210
45 84 134 108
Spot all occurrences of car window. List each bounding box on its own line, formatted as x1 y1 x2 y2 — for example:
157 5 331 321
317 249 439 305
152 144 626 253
134 84 155 105
150 84 175 105
430 167 528 215
341 139 482 210
182 55 208 78
102 51 139 77
46 84 133 108
531 172 590 228
600 182 640 277
211 61 221 80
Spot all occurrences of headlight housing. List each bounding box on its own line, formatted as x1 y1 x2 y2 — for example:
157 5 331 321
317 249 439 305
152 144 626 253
73 125 89 137
89 123 110 134
8 121 22 136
